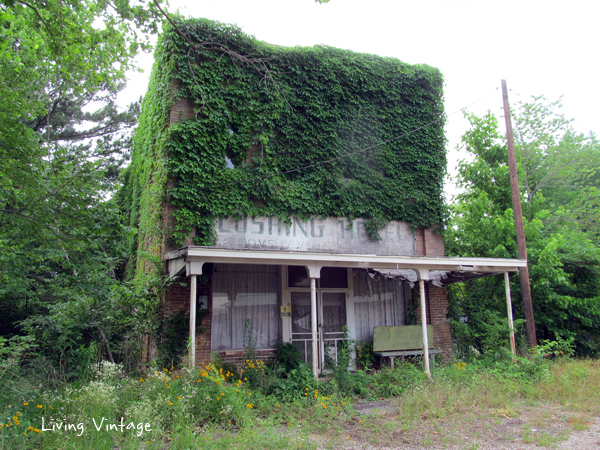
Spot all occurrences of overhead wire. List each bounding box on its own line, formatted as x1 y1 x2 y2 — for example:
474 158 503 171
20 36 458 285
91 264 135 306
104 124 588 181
199 86 500 191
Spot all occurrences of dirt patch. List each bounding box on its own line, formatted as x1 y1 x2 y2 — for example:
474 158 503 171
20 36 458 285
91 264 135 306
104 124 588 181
354 400 398 416
307 400 600 449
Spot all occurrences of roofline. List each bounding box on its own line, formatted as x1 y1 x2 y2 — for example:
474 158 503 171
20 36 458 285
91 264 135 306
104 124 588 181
165 246 526 279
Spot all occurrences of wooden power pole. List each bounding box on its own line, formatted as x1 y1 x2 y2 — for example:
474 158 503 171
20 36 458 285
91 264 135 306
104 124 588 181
501 80 537 348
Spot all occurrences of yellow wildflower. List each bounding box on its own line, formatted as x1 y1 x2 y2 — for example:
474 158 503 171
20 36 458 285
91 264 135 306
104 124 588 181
23 402 28 406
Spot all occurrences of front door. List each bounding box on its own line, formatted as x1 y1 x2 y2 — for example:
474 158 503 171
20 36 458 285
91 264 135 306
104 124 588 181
290 290 348 371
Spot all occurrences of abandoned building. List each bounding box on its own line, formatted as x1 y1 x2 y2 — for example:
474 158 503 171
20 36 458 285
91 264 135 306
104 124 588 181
123 17 525 376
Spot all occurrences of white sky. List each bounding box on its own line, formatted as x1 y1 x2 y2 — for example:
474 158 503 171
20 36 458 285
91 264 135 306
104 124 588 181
120 0 599 199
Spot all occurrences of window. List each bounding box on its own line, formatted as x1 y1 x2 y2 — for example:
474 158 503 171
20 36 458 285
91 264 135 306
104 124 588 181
211 264 279 350
287 266 348 288
353 270 407 342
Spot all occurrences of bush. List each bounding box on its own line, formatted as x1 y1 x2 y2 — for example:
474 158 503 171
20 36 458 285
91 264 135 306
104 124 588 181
355 341 376 370
371 362 428 397
270 341 302 375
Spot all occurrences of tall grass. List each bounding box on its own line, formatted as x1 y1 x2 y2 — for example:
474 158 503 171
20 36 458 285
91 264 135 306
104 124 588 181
2 355 600 449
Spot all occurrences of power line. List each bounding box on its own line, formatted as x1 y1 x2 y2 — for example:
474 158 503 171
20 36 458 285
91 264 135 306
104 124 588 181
199 87 499 191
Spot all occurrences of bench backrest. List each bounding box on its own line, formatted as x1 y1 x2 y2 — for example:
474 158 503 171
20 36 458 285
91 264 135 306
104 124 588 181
373 325 434 352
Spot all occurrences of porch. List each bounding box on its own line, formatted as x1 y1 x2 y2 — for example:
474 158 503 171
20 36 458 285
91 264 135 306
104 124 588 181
165 248 526 377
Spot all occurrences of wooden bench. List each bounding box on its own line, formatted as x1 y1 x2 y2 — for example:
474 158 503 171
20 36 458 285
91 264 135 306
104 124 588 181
373 325 441 369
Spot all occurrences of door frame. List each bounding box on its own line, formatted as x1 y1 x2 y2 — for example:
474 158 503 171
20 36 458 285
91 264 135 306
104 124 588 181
281 266 356 370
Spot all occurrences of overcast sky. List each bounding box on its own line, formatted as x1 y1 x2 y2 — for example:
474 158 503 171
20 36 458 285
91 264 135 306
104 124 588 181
120 0 599 198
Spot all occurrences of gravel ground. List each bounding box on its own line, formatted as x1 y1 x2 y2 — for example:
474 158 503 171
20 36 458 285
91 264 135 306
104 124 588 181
308 400 600 449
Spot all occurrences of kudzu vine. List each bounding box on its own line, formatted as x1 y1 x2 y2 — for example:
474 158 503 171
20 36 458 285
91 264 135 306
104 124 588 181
120 17 447 277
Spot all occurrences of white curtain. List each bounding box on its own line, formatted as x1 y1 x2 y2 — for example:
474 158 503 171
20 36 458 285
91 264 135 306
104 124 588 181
211 264 279 350
353 271 406 343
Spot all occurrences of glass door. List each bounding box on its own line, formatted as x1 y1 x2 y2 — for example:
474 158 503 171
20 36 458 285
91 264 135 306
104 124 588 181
291 291 347 371
290 291 313 365
320 292 347 368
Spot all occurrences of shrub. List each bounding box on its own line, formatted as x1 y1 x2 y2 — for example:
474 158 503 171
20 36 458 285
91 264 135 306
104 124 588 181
270 341 302 375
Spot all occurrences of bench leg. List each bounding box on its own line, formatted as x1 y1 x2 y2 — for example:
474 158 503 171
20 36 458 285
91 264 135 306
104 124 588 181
390 356 395 370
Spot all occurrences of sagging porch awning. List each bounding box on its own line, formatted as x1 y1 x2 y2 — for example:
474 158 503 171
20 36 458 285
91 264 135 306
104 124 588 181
165 247 526 280
166 247 527 378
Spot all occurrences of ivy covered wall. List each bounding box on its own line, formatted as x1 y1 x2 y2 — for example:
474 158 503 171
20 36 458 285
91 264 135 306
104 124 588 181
120 17 447 278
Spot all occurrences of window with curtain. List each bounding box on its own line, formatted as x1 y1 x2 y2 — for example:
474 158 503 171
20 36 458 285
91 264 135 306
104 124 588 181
353 270 407 343
211 264 279 350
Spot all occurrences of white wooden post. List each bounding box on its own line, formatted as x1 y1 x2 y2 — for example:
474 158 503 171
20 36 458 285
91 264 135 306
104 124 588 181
419 278 431 377
189 274 197 369
186 261 203 370
310 277 318 379
504 271 517 361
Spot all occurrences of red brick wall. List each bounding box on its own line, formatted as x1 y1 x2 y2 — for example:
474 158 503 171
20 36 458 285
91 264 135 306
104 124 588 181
427 284 452 364
415 228 425 256
412 283 452 365
424 226 445 257
415 226 444 257
169 79 195 125
162 275 214 368
217 349 276 374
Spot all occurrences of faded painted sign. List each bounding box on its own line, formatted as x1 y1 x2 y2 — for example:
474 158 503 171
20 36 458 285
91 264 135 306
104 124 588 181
209 215 416 256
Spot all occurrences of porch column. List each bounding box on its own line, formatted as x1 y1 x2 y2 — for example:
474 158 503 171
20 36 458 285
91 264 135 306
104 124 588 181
186 261 204 369
189 275 197 369
504 271 517 360
310 277 318 378
306 264 322 379
416 269 431 378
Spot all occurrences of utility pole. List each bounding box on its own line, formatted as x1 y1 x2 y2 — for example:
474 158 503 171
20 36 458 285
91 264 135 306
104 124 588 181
501 79 537 348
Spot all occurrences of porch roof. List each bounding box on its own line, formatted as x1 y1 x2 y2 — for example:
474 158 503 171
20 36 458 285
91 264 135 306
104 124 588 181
165 247 526 283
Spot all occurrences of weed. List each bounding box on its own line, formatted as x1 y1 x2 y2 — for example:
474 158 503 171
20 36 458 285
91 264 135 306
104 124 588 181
567 415 590 430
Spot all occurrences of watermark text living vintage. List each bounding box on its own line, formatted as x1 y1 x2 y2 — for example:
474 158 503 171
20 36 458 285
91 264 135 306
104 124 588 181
41 417 152 437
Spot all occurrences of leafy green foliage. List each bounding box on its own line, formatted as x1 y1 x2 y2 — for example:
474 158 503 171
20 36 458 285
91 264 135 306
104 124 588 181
155 310 188 370
270 341 303 375
355 340 376 370
447 99 600 357
123 17 447 261
324 326 354 394
0 0 164 379
369 362 428 397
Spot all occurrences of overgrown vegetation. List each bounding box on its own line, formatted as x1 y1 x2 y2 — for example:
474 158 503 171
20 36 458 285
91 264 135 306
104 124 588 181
121 16 447 270
3 335 599 449
446 98 600 358
0 0 165 383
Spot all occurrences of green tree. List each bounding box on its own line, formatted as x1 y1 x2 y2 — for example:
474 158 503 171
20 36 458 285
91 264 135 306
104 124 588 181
0 0 162 376
447 100 600 357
